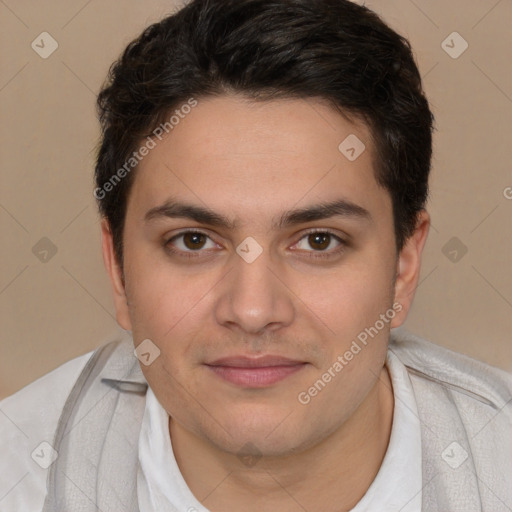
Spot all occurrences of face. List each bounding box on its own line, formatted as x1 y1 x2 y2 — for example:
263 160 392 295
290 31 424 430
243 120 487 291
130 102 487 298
102 94 428 457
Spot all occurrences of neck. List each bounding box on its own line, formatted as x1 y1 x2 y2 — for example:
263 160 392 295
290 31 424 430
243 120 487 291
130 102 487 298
170 365 394 512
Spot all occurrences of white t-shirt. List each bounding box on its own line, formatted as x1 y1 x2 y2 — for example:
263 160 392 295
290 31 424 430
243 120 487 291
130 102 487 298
137 350 422 512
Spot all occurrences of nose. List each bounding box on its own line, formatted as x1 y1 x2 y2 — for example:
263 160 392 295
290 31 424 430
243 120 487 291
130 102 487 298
214 246 295 335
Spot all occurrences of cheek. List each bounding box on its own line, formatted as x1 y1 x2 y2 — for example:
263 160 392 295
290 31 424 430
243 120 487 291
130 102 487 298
297 259 395 339
125 256 224 380
124 244 200 328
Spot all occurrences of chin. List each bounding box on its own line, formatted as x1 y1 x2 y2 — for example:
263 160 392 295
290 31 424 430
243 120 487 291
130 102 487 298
196 407 318 459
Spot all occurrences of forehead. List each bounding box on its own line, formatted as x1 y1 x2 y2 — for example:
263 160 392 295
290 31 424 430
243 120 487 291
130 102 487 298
127 94 390 227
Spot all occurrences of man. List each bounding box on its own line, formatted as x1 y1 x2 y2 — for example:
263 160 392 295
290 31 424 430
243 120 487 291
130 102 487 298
1 0 511 510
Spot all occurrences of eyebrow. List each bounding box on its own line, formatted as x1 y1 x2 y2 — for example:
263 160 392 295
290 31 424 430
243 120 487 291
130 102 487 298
144 197 372 230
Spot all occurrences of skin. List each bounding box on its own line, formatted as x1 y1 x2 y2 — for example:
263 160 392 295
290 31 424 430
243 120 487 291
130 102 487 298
102 94 430 511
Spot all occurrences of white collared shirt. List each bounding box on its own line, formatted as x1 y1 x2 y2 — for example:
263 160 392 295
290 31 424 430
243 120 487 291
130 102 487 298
137 349 423 512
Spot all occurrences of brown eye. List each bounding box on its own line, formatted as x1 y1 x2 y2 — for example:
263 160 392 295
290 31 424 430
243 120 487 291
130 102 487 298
293 230 346 260
307 232 331 251
182 232 208 250
166 231 218 256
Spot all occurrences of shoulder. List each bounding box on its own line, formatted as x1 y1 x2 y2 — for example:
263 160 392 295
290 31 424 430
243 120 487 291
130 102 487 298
0 349 94 511
389 328 512 506
0 349 95 429
388 326 512 410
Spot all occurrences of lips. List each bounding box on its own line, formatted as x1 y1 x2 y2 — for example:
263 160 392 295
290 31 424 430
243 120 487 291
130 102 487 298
205 355 307 387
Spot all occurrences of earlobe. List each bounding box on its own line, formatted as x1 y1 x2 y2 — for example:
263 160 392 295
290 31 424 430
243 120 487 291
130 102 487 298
390 210 430 328
100 219 132 331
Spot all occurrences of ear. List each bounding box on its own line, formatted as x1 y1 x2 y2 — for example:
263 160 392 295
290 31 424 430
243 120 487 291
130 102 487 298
390 209 430 328
101 218 132 331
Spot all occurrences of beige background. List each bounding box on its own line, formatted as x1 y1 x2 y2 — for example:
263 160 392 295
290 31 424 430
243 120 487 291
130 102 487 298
1 0 511 399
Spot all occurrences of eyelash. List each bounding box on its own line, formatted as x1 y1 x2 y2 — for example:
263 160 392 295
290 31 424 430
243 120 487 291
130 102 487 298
164 229 348 261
